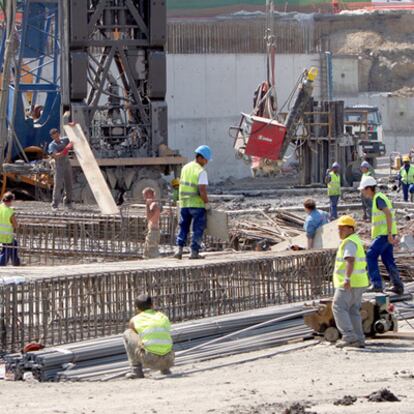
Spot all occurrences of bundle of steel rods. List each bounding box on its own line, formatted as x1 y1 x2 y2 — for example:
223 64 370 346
4 303 315 382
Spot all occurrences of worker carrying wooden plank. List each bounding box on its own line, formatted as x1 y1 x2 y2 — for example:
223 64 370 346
48 128 74 211
174 145 212 260
123 294 175 379
332 215 369 348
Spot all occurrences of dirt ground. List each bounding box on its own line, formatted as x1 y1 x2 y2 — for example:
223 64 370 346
2 325 414 414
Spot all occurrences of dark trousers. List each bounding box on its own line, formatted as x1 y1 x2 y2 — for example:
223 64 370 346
176 208 206 252
402 183 414 202
0 239 21 266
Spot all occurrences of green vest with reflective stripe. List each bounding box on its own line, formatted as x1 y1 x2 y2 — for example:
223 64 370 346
132 309 173 356
179 161 205 208
333 233 369 289
363 171 373 177
328 172 341 196
399 165 414 185
371 192 397 239
0 204 14 244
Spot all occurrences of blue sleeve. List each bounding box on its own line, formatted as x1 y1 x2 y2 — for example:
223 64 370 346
304 217 317 238
376 197 387 210
47 142 54 155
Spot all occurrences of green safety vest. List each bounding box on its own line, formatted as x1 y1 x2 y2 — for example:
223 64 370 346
0 204 14 244
363 171 373 177
132 309 173 356
399 165 414 185
371 192 397 239
179 161 205 208
333 233 369 289
327 172 341 196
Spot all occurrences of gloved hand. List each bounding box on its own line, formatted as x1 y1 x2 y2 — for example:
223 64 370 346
205 203 211 212
61 142 73 156
66 142 74 151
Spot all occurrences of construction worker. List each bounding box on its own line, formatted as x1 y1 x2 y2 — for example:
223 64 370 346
171 178 180 205
325 162 341 220
174 145 212 260
303 199 328 249
123 294 174 379
142 187 161 259
48 129 74 211
0 192 20 266
359 176 404 294
360 160 374 221
398 155 414 202
332 215 369 348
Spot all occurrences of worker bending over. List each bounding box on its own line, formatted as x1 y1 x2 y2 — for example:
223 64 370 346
325 162 341 220
0 192 20 266
142 187 161 259
174 145 212 260
360 161 374 221
48 129 74 211
359 176 404 294
303 199 328 249
332 215 369 348
398 155 414 202
123 294 174 379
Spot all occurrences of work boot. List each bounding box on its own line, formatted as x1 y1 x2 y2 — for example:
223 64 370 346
386 286 404 295
161 368 172 376
335 340 362 349
366 285 383 293
125 365 144 379
173 247 183 260
189 251 204 260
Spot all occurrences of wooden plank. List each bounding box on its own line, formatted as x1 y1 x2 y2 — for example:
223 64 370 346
63 124 119 215
205 209 230 242
70 156 187 167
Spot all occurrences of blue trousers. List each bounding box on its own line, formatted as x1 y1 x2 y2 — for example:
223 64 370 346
329 196 339 220
401 183 414 202
366 236 403 290
0 239 21 266
176 208 206 252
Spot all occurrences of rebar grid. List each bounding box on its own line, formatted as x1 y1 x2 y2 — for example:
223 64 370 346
0 250 335 353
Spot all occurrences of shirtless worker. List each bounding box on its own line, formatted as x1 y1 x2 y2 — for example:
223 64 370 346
142 187 161 259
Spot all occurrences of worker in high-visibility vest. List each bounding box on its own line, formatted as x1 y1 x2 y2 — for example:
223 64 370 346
332 215 369 348
398 154 414 202
325 162 341 220
360 160 374 221
0 192 20 266
123 294 174 379
359 176 404 295
174 145 212 260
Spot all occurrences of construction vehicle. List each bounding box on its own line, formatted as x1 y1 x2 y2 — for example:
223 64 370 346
0 1 185 203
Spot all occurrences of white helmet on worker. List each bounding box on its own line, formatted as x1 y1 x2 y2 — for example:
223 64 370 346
360 161 370 169
332 162 340 169
358 175 377 190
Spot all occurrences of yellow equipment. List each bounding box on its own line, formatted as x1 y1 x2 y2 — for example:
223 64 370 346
171 178 180 188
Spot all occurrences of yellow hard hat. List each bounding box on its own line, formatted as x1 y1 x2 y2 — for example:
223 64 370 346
337 215 356 228
403 155 411 162
171 178 180 187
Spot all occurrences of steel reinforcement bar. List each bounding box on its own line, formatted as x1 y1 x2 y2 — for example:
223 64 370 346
0 250 335 353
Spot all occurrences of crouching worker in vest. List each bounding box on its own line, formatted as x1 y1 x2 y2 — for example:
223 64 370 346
123 294 174 379
174 145 212 260
0 192 20 266
332 215 369 349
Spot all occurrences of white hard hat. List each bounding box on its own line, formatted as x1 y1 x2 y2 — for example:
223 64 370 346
358 175 377 190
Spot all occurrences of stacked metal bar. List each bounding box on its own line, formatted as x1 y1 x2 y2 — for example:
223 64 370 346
6 303 314 382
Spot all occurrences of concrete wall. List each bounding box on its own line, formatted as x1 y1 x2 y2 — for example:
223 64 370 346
332 57 359 96
167 53 320 182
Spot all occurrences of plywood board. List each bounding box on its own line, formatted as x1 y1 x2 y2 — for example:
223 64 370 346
272 219 340 252
63 124 120 215
206 209 230 242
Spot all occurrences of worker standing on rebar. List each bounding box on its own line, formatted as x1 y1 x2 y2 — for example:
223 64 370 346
332 215 369 348
123 294 174 379
48 129 74 211
398 155 414 202
359 176 404 294
0 192 20 266
360 161 374 221
174 145 212 260
325 162 341 220
303 199 328 249
142 187 161 259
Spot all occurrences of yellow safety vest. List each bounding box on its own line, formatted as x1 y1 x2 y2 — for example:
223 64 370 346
0 204 14 244
399 165 414 185
328 172 341 196
363 171 373 177
132 309 173 356
179 161 205 208
333 233 369 289
371 192 397 239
